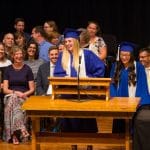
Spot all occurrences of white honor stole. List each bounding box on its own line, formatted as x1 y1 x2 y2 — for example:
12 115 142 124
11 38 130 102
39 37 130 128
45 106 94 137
66 49 87 77
79 49 86 77
46 62 55 95
145 67 150 94
128 61 136 97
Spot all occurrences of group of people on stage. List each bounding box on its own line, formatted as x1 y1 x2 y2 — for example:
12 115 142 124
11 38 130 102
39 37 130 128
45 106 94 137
0 17 149 150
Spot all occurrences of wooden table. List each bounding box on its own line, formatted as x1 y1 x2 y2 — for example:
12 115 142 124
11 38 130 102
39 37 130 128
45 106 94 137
22 96 140 150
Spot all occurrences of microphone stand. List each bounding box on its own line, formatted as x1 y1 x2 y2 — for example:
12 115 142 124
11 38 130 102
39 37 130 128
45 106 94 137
77 56 81 101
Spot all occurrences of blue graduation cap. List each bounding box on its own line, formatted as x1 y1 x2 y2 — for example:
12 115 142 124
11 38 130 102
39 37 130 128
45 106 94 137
120 41 136 52
116 41 137 61
63 28 80 39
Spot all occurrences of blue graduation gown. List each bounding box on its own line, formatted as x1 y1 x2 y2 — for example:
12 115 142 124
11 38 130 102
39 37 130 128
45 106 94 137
54 49 105 132
54 49 105 77
110 61 150 105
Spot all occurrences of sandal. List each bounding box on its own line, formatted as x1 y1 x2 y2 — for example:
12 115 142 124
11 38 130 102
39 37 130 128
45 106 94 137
21 129 30 138
12 135 19 145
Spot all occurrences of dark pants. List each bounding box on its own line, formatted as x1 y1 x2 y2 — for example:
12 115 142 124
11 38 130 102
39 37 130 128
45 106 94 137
61 118 98 133
59 95 98 133
112 119 125 133
133 105 150 150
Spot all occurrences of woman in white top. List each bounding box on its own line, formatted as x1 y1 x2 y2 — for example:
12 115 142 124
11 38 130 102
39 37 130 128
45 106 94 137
86 21 107 61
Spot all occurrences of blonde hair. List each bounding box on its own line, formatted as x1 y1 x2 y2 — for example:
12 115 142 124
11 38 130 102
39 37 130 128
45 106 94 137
62 38 80 72
10 45 25 61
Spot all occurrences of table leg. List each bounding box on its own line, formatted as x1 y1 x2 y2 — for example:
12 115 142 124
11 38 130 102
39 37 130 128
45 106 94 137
125 119 130 150
31 117 40 150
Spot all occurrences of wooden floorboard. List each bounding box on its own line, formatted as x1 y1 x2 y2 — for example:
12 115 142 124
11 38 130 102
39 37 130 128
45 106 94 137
0 140 128 150
0 118 131 150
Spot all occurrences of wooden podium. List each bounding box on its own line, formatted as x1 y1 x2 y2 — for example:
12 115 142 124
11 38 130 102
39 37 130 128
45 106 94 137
48 77 111 101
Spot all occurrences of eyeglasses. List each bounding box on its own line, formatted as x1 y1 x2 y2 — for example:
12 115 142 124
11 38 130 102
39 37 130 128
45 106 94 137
28 50 35 53
0 49 4 52
139 55 149 59
120 54 131 57
29 46 36 49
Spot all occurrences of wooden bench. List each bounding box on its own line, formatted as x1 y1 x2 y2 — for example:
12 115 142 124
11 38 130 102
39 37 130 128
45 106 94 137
37 132 125 149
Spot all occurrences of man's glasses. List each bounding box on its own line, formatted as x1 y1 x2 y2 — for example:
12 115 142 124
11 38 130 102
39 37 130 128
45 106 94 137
139 55 149 59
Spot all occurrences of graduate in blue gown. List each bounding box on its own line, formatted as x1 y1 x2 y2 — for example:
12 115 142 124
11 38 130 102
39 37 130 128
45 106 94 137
54 28 105 133
110 42 149 103
110 42 150 133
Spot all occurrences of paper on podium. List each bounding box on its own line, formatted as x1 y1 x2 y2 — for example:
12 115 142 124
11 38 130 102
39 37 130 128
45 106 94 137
46 84 52 95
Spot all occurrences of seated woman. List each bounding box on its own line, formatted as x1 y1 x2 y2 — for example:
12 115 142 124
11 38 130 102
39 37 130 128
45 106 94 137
0 42 12 139
24 41 44 82
3 45 35 144
86 20 107 61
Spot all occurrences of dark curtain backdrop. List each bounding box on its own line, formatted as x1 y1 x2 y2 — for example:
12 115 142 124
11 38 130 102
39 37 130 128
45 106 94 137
0 0 150 47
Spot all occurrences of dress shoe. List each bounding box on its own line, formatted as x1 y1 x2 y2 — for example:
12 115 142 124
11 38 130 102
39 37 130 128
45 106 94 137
87 145 93 150
71 145 77 150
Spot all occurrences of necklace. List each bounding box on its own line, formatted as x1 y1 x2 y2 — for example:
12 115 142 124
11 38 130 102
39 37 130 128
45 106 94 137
13 64 24 71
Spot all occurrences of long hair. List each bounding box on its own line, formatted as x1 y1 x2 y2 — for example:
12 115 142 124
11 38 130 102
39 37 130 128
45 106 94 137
25 41 39 60
0 42 7 61
62 38 80 72
113 52 136 86
44 20 58 32
87 20 102 36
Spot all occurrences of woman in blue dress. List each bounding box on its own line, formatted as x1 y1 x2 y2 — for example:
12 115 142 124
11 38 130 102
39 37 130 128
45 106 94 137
3 46 35 144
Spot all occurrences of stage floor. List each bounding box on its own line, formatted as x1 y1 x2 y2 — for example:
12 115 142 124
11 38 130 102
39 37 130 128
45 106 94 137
0 140 128 150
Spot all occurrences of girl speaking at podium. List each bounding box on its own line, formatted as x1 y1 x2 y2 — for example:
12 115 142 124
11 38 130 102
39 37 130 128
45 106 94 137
54 28 105 133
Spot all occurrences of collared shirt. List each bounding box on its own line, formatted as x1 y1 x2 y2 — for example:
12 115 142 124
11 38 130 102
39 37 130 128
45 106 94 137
50 63 55 77
39 40 53 62
145 67 150 94
46 62 55 95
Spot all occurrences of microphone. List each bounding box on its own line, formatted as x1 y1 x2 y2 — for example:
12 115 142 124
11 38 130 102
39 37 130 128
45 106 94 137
77 55 82 101
79 55 82 65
